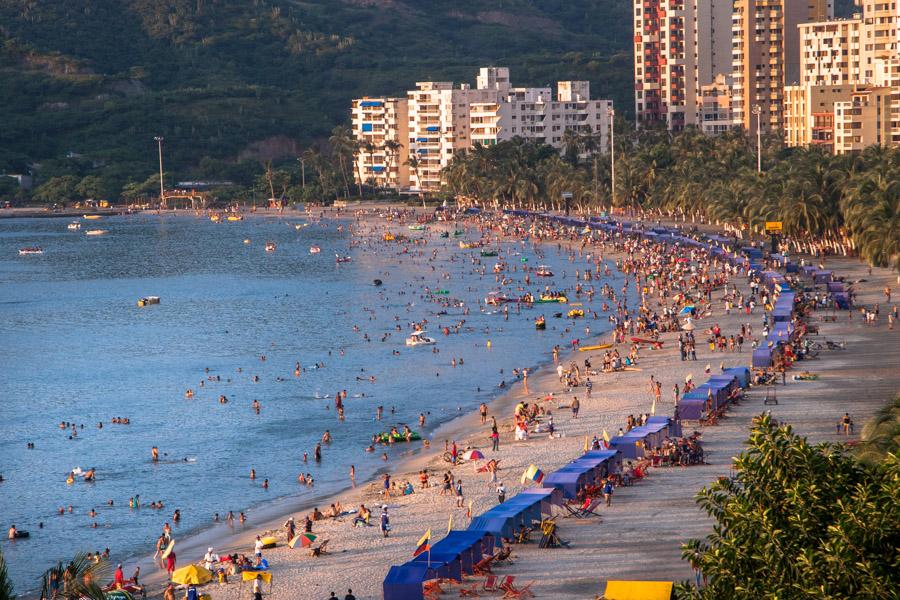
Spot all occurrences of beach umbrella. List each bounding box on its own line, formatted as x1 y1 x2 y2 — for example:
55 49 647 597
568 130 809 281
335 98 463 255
289 533 317 549
682 318 695 331
463 449 485 461
171 565 212 585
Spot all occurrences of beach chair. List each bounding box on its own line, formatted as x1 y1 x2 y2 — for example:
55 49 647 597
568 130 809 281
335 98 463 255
482 575 499 592
308 539 329 557
497 576 516 594
459 583 480 597
424 580 445 600
570 497 602 518
473 554 495 575
502 581 535 599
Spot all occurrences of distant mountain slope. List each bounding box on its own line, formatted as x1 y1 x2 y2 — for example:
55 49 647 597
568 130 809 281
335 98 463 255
0 0 632 186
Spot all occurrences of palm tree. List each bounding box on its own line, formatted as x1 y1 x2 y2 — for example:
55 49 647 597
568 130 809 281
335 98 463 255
0 549 13 600
41 553 110 600
383 140 402 191
328 126 354 199
856 394 900 465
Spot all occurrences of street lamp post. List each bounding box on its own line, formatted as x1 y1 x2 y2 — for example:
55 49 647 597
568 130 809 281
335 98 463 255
299 156 306 189
154 136 165 208
751 105 762 173
608 106 616 211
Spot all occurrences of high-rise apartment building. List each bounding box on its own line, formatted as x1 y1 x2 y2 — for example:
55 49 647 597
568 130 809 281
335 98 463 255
731 0 833 132
799 18 863 86
633 0 732 130
350 98 410 190
352 67 613 192
858 0 899 81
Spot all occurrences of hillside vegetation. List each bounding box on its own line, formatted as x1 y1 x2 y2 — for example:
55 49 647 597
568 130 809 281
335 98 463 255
0 0 632 194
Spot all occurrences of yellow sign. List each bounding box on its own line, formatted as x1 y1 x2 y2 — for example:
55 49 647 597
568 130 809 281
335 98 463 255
765 221 782 233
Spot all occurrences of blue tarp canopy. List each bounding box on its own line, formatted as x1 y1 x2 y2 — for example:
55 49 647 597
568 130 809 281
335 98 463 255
723 366 751 388
383 563 438 600
814 270 833 284
467 491 547 536
834 292 852 309
678 397 707 420
827 281 845 293
753 346 773 368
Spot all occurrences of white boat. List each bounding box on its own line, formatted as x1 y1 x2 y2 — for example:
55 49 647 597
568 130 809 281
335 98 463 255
67 222 81 230
265 241 277 252
405 330 436 346
85 229 108 236
535 265 554 277
336 255 351 263
18 247 43 255
309 245 321 254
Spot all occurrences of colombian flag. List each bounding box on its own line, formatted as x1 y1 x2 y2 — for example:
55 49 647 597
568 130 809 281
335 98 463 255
413 529 431 557
520 464 545 484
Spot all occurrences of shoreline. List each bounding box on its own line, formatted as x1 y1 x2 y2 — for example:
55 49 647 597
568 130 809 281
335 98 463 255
128 213 624 598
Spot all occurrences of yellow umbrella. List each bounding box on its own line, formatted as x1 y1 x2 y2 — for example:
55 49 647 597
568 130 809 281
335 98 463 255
242 571 272 584
171 565 212 585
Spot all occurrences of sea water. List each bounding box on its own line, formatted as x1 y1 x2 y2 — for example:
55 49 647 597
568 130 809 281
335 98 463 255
0 212 616 591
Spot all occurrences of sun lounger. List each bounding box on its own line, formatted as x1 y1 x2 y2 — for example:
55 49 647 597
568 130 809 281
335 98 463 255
564 497 602 518
483 575 499 592
473 554 495 575
497 576 516 593
502 581 534 599
459 583 481 597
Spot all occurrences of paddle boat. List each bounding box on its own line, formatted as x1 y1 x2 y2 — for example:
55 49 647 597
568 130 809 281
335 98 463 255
67 222 81 230
309 245 321 254
265 241 277 252
335 255 352 263
85 229 108 236
535 265 554 277
405 330 436 346
18 247 43 255
137 296 160 307
535 315 546 330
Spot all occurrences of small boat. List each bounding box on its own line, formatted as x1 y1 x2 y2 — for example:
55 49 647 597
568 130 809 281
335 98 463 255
226 215 243 222
18 247 43 255
439 231 449 238
408 224 425 231
579 343 613 352
67 222 81 230
535 265 554 277
309 245 321 254
83 215 102 220
376 430 422 443
535 316 546 330
452 230 465 237
485 292 510 305
480 249 498 257
244 239 252 244
85 229 108 236
265 242 277 252
538 294 568 304
137 296 160 307
383 233 395 241
373 279 383 286
210 214 221 223
336 255 352 263
459 240 480 249
406 330 436 346
567 308 585 318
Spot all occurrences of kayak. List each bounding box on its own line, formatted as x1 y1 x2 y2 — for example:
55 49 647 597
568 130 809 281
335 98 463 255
377 432 421 443
579 343 613 352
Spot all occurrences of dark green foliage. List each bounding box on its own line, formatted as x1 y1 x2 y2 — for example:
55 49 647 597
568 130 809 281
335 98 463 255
676 414 900 600
0 0 632 196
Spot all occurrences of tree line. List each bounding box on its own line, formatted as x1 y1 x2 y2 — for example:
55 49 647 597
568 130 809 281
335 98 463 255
442 126 899 271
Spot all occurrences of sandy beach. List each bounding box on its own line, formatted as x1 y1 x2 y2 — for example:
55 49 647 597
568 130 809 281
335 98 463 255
115 209 898 600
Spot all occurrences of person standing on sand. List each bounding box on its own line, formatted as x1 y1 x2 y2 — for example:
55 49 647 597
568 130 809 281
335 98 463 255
479 403 488 424
490 423 500 452
571 397 580 418
380 506 390 537
455 479 464 508
166 550 176 577
284 517 295 542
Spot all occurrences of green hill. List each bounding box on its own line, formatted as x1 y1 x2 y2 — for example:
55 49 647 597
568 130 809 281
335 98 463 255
0 0 632 194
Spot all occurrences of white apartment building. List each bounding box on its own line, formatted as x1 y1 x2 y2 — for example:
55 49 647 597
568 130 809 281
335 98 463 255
352 67 613 193
798 18 863 86
350 97 410 190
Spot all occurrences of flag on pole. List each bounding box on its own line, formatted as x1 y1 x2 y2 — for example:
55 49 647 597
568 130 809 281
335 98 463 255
467 500 473 520
413 529 431 557
602 429 610 443
583 436 590 452
447 514 453 534
520 464 545 484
